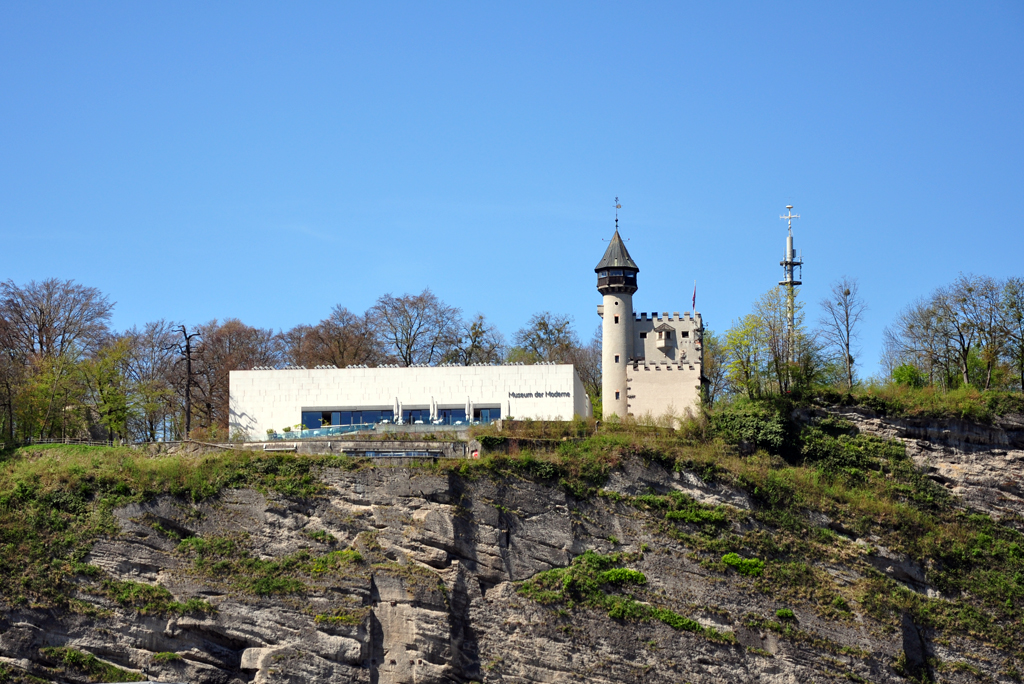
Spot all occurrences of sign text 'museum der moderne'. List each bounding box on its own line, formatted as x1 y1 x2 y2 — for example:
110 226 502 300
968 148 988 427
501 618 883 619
508 391 571 399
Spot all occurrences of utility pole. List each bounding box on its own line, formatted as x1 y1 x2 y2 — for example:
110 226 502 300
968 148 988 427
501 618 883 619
779 205 803 365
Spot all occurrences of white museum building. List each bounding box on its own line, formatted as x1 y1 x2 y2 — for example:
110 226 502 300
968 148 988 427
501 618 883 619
228 363 592 440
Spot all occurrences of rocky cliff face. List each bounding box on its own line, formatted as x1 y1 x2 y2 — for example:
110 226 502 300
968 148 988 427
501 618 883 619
0 439 1020 683
824 407 1024 524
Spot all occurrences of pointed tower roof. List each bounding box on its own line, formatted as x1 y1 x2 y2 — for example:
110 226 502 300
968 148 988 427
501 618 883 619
595 230 639 272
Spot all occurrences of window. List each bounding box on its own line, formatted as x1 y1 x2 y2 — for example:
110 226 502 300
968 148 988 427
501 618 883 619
302 409 394 429
681 331 689 338
614 315 619 324
598 271 608 278
614 355 619 363
615 391 620 400
611 269 623 276
473 407 501 424
436 408 467 425
639 332 647 339
402 408 431 424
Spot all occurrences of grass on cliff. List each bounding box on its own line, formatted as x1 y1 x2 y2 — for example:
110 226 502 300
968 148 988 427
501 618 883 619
517 549 735 644
38 646 144 682
821 384 1024 423
2 394 1023 657
177 534 366 595
0 444 368 608
490 400 1024 655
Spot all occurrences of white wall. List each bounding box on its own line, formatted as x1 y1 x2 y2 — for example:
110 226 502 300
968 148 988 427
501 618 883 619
229 364 593 439
627 361 702 422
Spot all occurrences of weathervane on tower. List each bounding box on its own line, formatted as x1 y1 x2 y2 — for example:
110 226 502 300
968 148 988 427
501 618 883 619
614 197 621 231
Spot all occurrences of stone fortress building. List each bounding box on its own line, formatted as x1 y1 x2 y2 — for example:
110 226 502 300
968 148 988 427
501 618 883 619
596 229 704 420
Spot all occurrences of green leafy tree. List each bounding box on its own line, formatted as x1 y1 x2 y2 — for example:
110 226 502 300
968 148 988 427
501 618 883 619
892 363 925 388
82 337 136 442
723 314 766 399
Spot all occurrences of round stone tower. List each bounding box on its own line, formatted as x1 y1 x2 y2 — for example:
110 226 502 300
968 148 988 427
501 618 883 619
596 230 638 419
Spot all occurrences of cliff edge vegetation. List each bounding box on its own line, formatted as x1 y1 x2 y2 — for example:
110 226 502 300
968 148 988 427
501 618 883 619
0 396 1023 683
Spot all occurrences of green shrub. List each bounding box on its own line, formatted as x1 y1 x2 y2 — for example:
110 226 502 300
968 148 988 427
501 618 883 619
666 507 728 525
40 647 144 682
775 608 795 621
598 568 647 585
151 652 181 663
303 529 337 544
650 606 702 632
831 596 851 612
309 549 363 573
710 401 787 452
478 435 508 451
517 550 733 644
892 364 925 388
722 553 765 577
635 491 730 527
100 579 214 615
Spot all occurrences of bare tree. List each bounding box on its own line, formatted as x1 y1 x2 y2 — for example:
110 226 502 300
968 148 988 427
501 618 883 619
1001 277 1024 391
284 306 382 368
171 325 201 438
371 290 461 366
961 275 1004 390
0 279 113 359
753 287 800 394
882 274 1008 389
124 320 178 441
818 276 866 390
443 314 505 365
700 329 726 406
510 312 580 364
933 274 986 388
883 299 953 388
191 319 281 433
0 279 114 439
0 315 24 442
566 324 601 403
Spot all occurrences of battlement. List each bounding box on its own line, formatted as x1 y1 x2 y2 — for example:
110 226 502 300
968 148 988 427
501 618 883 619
635 311 702 323
630 359 701 371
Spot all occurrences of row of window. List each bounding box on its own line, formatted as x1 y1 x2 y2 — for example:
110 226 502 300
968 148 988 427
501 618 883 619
597 270 637 278
300 407 501 428
638 331 690 339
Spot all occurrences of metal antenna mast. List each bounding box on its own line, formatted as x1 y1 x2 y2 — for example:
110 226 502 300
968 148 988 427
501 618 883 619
778 205 803 365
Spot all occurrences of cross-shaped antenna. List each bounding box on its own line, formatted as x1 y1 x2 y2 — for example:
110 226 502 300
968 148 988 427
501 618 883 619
614 197 622 230
780 204 800 235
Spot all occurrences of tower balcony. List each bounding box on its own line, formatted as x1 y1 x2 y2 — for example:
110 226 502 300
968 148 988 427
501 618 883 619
597 268 638 295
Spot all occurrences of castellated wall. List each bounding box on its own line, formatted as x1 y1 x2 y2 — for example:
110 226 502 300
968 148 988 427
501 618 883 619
229 364 592 440
627 361 702 421
626 311 703 420
632 311 703 363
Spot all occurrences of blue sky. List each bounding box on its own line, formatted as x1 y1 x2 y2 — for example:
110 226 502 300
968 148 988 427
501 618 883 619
2 2 1022 377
